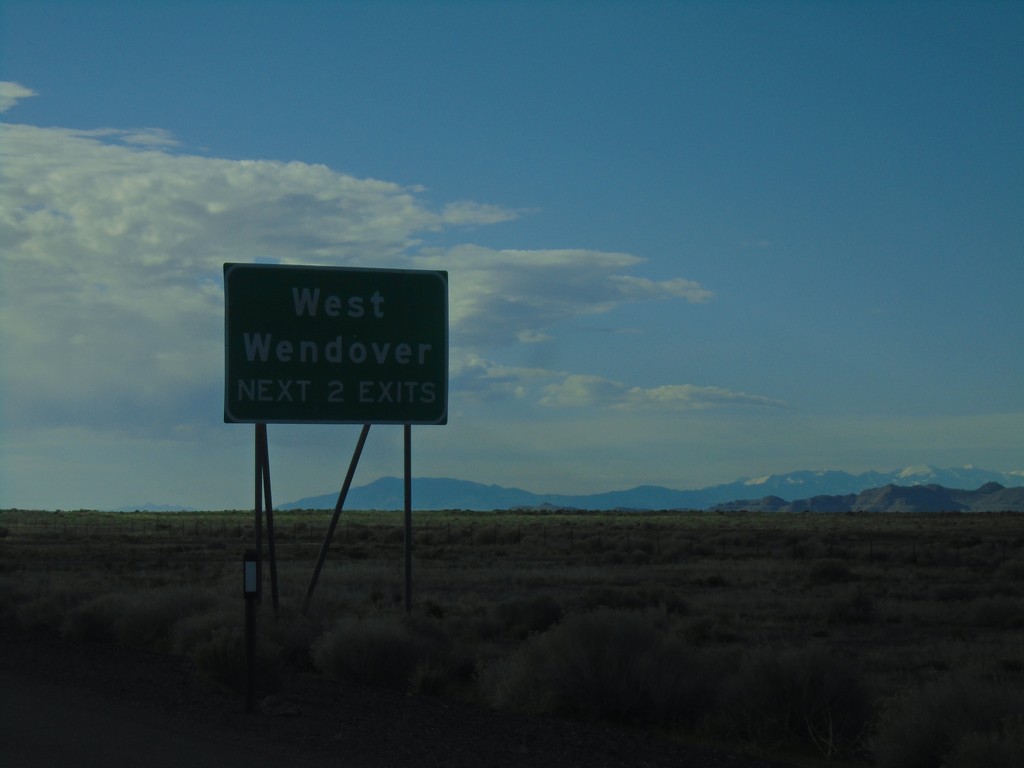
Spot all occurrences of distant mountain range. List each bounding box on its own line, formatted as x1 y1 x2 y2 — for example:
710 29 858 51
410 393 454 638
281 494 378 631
278 464 1024 513
712 481 1024 513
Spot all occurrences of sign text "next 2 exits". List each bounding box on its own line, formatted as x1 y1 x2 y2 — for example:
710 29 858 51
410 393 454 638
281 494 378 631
223 264 448 425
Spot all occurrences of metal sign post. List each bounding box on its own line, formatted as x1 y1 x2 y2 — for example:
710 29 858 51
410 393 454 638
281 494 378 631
253 423 280 614
404 423 413 614
224 262 448 616
243 549 258 713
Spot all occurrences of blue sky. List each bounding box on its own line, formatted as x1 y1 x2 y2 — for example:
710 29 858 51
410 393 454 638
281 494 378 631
1 1 1022 509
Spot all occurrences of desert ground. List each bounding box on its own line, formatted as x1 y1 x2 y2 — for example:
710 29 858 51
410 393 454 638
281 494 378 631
2 507 1023 767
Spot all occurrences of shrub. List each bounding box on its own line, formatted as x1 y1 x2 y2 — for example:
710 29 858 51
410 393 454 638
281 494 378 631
943 724 1024 768
171 606 238 656
16 585 92 632
682 616 742 646
827 587 875 625
968 596 1024 629
61 593 129 642
808 559 855 585
494 595 562 640
576 586 647 613
115 586 216 651
714 644 871 759
192 627 246 688
575 585 687 615
262 608 324 670
61 586 217 651
191 626 282 693
311 615 447 691
448 614 501 644
932 584 978 602
0 576 27 624
481 608 718 726
872 673 1024 768
697 574 730 588
995 561 1024 583
408 646 476 697
628 549 652 565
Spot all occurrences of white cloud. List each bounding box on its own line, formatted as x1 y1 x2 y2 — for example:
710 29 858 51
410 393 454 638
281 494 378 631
1 116 719 452
0 122 491 433
609 275 713 303
0 81 36 112
72 126 183 147
516 329 553 343
620 384 788 410
539 375 786 411
441 200 520 226
450 354 557 402
540 374 627 407
414 245 712 347
452 355 784 412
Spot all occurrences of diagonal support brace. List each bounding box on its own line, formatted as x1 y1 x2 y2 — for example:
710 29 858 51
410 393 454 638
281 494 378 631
303 423 372 614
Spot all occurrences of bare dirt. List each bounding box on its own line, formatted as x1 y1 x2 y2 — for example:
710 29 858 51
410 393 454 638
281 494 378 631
1 627 794 768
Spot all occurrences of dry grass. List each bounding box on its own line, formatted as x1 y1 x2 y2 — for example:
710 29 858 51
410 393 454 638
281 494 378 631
2 507 1023 765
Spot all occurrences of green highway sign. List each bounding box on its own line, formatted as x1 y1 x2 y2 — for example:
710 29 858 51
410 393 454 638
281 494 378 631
224 263 448 424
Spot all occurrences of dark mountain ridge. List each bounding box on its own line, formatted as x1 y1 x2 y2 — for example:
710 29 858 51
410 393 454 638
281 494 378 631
278 465 1024 513
713 482 1024 513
